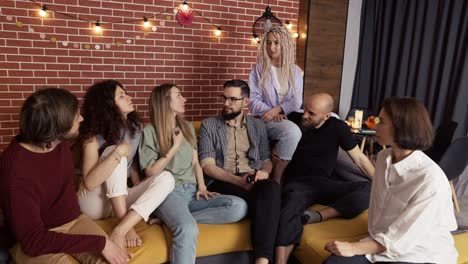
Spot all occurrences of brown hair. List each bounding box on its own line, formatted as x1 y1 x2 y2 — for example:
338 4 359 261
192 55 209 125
381 97 433 150
19 88 78 149
149 84 196 156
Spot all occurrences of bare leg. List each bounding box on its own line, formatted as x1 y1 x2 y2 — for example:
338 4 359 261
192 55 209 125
275 245 294 264
318 207 341 221
272 159 289 185
109 210 143 249
256 257 269 264
109 196 142 248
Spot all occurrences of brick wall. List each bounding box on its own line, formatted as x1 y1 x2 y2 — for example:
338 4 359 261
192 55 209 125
0 0 300 150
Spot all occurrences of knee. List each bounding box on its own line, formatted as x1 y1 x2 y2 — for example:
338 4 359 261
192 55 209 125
229 197 248 221
257 179 280 195
287 124 302 141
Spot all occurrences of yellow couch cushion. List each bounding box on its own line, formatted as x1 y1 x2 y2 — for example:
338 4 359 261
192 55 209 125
455 232 468 264
295 205 468 264
96 219 170 264
162 219 252 258
294 208 368 264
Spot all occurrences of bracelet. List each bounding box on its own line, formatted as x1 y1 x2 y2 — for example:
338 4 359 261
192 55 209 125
111 150 122 163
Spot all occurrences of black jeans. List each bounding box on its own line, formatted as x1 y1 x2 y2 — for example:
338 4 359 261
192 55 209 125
208 179 281 262
276 177 371 246
323 255 430 264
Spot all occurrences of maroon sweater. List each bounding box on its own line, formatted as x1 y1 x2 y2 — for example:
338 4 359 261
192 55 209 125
0 138 106 256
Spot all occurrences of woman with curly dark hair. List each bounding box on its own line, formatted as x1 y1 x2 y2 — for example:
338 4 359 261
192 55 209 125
77 80 174 251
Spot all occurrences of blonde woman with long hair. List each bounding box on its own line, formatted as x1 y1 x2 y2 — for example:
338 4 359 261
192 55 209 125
249 26 303 184
139 84 247 264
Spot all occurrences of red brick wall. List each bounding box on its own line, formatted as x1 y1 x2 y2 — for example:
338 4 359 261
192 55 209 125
0 0 300 150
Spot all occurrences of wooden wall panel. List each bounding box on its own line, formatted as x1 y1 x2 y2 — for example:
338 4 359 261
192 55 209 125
297 0 348 112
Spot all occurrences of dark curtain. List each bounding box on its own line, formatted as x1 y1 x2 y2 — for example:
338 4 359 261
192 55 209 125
352 0 468 139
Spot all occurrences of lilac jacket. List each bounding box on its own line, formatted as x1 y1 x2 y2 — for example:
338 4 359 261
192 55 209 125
248 63 303 116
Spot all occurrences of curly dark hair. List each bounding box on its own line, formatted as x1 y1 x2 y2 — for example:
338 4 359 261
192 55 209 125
80 80 140 145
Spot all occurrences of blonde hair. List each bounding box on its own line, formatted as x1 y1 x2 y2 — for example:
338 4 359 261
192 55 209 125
258 26 296 92
149 84 196 157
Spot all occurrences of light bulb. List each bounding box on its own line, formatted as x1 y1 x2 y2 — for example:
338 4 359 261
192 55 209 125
293 32 299 38
94 22 102 33
285 20 292 29
253 37 260 43
143 17 151 27
39 6 47 17
214 27 221 37
301 32 307 39
264 19 273 31
182 1 189 11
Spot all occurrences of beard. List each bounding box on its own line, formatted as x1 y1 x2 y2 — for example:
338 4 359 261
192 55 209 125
222 109 242 120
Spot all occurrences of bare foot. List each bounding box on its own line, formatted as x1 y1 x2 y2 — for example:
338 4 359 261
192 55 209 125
125 228 142 248
148 217 162 225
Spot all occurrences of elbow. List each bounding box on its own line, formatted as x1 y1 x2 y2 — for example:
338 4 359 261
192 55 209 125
83 180 97 192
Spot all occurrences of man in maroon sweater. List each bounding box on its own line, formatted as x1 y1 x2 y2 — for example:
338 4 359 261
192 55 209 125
0 88 129 263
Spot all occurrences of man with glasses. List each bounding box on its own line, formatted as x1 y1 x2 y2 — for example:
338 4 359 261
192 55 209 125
198 79 281 264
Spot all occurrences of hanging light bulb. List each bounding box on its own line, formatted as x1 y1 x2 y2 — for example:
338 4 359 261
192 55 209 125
253 33 260 44
292 32 299 38
214 27 222 37
264 18 273 32
285 20 292 29
143 17 151 28
39 5 47 17
94 21 102 33
182 1 189 11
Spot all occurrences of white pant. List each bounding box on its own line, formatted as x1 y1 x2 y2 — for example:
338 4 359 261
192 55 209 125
78 147 174 222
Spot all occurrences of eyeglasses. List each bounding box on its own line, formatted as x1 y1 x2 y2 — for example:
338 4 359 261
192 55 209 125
220 95 244 104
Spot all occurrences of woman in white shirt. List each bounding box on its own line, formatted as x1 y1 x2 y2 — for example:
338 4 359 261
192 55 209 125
323 97 458 264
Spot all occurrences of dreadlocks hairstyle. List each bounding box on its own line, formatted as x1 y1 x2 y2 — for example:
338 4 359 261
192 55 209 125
149 84 196 157
80 80 140 145
257 26 296 93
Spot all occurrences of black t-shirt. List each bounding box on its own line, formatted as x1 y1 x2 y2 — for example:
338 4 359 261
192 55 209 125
285 114 357 182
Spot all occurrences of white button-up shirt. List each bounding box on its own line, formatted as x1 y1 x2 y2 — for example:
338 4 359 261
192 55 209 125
365 149 458 263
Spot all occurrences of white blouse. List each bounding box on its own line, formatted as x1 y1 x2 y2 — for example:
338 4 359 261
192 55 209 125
365 149 458 263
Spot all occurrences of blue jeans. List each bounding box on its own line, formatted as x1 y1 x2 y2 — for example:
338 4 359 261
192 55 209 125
153 183 247 264
265 119 301 160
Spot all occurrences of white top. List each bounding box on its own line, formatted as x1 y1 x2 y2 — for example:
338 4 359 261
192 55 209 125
365 149 458 264
271 66 289 104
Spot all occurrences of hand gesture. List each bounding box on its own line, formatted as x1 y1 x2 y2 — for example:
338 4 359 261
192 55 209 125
196 186 220 200
262 106 283 122
324 241 355 257
235 174 254 190
115 142 131 157
253 169 269 182
172 128 184 149
102 238 130 264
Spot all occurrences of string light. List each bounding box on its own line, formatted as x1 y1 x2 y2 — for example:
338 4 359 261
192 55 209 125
143 17 151 27
292 32 299 38
94 21 102 33
253 33 260 43
182 1 189 11
285 20 292 29
39 5 47 17
300 32 307 39
214 27 222 36
28 0 253 39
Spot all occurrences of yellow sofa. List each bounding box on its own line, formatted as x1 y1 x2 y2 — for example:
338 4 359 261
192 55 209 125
1 121 467 263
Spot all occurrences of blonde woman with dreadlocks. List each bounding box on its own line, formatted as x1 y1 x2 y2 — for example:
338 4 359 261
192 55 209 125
249 26 303 184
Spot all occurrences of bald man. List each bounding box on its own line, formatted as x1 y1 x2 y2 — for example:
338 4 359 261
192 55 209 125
274 93 374 264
